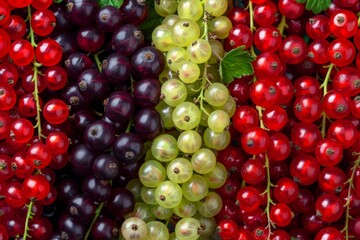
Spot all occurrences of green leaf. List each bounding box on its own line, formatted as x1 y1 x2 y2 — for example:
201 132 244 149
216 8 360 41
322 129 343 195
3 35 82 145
97 0 123 8
219 46 255 85
296 0 331 14
306 0 331 14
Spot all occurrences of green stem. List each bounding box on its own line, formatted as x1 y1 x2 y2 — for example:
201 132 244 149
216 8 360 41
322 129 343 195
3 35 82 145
93 50 105 72
320 63 334 138
264 153 274 240
84 202 105 240
343 154 360 240
248 2 256 57
22 200 34 240
277 15 288 36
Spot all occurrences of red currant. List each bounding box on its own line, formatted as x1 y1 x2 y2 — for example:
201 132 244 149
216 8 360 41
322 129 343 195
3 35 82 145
43 99 69 125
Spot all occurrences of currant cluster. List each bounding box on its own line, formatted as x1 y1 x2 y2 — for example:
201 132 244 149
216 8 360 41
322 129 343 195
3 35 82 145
213 0 360 239
0 0 165 239
123 0 237 239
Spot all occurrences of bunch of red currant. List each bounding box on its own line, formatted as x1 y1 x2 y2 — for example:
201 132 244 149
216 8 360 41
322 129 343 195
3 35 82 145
215 0 360 239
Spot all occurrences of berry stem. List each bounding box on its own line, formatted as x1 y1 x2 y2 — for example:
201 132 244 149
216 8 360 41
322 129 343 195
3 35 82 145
84 202 105 240
248 1 256 57
27 5 43 140
196 1 210 128
264 153 274 239
22 200 34 240
93 50 105 72
343 154 360 239
320 63 334 138
277 15 288 36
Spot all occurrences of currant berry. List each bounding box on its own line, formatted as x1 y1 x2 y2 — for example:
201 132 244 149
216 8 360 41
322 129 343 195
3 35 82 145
294 94 323 123
22 175 50 200
290 154 320 185
10 118 34 143
226 24 253 50
306 15 330 40
9 39 35 66
241 159 266 186
253 1 278 27
236 186 261 213
43 99 69 125
328 38 356 67
322 90 351 119
273 178 299 204
279 35 307 64
253 52 283 79
232 106 259 133
31 9 56 36
240 127 269 155
318 167 346 194
315 138 343 167
36 39 63 66
217 219 239 239
278 0 305 19
262 105 287 131
270 203 293 227
307 40 330 64
267 133 291 161
327 119 358 148
250 79 280 108
291 122 322 153
329 9 358 39
26 142 52 169
0 29 10 58
315 193 344 223
45 132 69 155
254 27 282 53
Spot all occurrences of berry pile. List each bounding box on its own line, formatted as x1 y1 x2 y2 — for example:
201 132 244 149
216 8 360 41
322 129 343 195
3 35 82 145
1 0 360 239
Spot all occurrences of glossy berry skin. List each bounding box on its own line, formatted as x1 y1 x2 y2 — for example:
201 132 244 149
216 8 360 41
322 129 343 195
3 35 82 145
250 79 280 108
113 133 143 165
0 29 10 58
65 0 99 26
314 227 344 240
332 67 360 97
315 138 343 167
43 99 69 125
273 178 299 204
294 95 323 123
270 203 293 227
252 52 283 79
22 174 50 200
96 5 123 32
279 35 307 64
31 9 56 36
253 2 278 27
9 39 34 66
278 0 305 19
322 90 351 119
92 154 119 181
44 66 68 91
290 189 315 214
91 217 118 239
131 46 165 81
290 154 320 185
306 15 330 40
241 127 269 155
77 25 105 52
328 38 356 67
329 9 358 39
227 7 249 26
83 120 115 153
294 76 321 98
217 145 245 176
29 217 53 240
227 24 253 50
291 122 322 153
307 40 330 64
267 133 291 161
102 53 132 86
36 39 63 66
26 142 52 169
236 186 261 213
318 167 347 194
315 193 344 223
10 118 34 143
262 105 287 131
241 159 266 186
77 69 109 100
2 15 26 40
45 132 69 155
275 75 294 104
67 194 96 223
104 91 135 123
216 177 242 200
254 27 282 53
233 106 259 133
5 181 26 208
134 108 162 141
217 219 239 239
327 119 358 149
